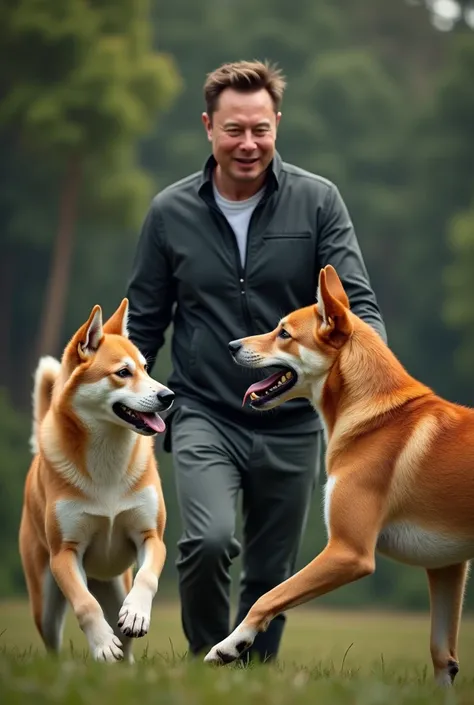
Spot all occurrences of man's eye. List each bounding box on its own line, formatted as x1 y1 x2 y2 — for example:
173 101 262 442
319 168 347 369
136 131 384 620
278 329 291 340
115 368 132 378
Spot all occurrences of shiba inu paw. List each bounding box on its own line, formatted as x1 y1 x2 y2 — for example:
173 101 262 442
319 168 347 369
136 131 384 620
118 591 151 638
93 634 124 662
84 620 124 662
204 625 257 665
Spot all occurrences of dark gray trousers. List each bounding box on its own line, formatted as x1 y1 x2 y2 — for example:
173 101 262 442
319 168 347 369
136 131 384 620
170 404 322 661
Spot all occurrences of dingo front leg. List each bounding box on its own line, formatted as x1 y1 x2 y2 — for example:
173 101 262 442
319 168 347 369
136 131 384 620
205 475 382 665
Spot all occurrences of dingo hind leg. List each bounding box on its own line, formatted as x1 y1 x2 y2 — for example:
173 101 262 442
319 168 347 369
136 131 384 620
427 562 469 686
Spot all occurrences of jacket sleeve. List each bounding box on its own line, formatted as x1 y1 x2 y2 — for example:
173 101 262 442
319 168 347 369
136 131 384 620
126 199 176 369
317 184 387 343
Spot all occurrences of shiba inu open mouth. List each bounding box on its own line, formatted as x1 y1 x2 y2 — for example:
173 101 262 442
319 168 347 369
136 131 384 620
112 402 166 435
243 367 298 408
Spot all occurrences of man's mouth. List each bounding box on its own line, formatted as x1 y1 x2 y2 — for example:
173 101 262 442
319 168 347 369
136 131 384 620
112 402 166 435
243 367 298 408
234 157 259 166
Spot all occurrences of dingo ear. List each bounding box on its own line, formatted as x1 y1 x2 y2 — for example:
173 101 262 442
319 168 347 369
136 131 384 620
103 298 129 338
77 305 104 360
315 266 352 345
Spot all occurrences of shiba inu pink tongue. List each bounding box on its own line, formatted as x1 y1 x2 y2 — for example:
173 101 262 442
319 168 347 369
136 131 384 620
136 412 166 433
243 371 283 406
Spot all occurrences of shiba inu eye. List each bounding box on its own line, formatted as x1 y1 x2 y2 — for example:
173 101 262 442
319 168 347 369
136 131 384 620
115 368 132 379
278 328 291 340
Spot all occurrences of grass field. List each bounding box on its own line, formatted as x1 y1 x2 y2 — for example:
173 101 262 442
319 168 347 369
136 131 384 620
2 599 474 704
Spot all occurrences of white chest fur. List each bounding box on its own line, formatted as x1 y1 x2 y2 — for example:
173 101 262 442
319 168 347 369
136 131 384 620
55 485 159 580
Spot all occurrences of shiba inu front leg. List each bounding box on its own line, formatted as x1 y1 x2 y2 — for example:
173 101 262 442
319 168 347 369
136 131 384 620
427 562 469 687
50 548 123 662
89 576 135 664
205 478 381 665
118 529 166 638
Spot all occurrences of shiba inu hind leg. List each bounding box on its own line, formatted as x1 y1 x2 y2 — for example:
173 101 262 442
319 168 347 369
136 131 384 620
20 517 66 653
41 567 67 652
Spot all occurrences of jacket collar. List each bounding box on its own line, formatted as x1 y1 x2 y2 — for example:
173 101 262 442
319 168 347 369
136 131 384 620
198 152 281 202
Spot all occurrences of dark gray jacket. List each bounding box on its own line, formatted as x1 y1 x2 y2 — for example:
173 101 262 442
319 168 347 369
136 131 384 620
126 153 386 439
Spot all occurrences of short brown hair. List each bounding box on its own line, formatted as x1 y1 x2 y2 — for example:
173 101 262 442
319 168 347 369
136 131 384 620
204 60 286 117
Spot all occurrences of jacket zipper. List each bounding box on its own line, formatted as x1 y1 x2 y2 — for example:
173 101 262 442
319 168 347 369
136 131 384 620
209 204 254 332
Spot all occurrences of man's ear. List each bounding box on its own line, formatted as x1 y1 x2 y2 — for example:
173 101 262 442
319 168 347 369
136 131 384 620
315 266 352 346
202 112 212 141
76 305 104 361
103 299 129 338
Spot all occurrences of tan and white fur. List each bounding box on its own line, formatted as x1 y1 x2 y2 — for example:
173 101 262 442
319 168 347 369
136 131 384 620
205 265 473 686
19 299 175 663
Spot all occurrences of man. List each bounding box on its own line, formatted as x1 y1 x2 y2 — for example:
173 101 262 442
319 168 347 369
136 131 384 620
126 60 386 662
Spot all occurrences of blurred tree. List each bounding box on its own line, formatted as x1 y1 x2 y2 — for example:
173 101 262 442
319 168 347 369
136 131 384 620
0 0 181 360
0 388 29 594
407 31 474 402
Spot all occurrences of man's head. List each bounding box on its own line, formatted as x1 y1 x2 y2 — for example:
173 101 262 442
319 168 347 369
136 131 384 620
202 60 286 198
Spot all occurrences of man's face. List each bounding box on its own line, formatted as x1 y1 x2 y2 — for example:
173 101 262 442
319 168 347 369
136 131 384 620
202 88 281 189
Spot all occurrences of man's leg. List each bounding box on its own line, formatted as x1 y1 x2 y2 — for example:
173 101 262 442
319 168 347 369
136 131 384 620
171 406 247 656
234 429 322 662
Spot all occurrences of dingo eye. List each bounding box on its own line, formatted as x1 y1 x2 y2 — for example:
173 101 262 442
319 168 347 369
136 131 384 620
115 368 132 378
278 328 291 340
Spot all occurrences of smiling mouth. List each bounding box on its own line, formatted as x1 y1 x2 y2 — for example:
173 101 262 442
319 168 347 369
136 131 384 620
234 157 259 165
112 402 166 435
243 367 298 408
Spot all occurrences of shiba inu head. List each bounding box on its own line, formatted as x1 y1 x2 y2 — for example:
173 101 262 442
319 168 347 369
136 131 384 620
228 266 354 411
59 299 175 436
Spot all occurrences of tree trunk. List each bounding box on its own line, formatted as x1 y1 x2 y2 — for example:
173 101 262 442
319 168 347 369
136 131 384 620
36 155 82 359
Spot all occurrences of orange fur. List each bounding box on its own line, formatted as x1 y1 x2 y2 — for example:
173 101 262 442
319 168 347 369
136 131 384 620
204 266 473 687
19 299 174 663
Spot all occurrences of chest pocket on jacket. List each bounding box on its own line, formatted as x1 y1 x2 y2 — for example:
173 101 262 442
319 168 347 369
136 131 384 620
262 230 311 240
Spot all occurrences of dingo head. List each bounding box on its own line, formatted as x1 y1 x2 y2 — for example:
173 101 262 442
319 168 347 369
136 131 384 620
59 299 175 436
228 266 353 411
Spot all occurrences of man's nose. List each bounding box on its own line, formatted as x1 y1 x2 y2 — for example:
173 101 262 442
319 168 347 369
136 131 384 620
241 131 257 150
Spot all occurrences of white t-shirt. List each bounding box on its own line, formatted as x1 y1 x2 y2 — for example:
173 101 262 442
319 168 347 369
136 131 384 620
213 182 265 268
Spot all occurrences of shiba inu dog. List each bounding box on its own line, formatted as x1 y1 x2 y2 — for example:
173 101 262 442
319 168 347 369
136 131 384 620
19 299 174 663
205 265 474 686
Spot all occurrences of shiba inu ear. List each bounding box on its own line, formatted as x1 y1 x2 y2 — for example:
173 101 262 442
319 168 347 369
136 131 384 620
316 266 352 345
77 305 104 360
103 299 129 338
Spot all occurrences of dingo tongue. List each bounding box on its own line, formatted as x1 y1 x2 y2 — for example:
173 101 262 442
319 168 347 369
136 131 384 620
136 412 166 433
242 371 283 406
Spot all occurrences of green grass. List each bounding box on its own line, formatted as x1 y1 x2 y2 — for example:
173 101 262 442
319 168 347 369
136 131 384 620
2 600 474 703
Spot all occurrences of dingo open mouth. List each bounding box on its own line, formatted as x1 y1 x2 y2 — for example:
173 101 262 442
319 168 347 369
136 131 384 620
243 366 298 408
